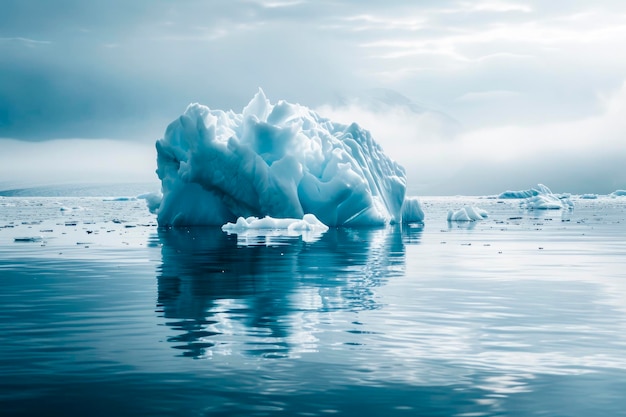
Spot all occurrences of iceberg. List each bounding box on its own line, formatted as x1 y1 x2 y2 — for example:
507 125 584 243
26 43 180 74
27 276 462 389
610 190 626 197
447 206 488 222
519 184 573 210
154 89 407 227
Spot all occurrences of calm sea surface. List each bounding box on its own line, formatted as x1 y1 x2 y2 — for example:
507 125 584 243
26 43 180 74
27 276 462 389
1 188 625 416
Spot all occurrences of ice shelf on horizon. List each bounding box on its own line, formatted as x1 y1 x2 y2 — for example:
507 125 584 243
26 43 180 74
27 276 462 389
152 89 409 227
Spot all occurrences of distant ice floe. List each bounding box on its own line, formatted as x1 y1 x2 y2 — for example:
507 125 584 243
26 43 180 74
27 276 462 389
520 184 573 210
610 190 626 197
103 197 137 202
497 184 553 199
59 205 85 212
579 194 598 199
497 184 574 210
447 206 488 222
153 89 407 227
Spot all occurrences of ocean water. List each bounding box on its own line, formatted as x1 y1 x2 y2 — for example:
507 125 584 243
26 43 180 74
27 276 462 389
1 188 625 416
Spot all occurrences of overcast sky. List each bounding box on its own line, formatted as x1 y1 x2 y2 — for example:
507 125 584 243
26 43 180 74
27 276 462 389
1 0 626 194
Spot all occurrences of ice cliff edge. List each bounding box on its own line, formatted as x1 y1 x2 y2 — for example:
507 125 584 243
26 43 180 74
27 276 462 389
154 89 409 227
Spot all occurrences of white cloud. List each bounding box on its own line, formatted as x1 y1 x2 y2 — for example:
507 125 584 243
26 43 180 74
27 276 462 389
461 1 534 13
455 90 523 102
318 82 626 195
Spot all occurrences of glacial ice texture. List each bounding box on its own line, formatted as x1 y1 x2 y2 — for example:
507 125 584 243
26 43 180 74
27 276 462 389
154 89 407 227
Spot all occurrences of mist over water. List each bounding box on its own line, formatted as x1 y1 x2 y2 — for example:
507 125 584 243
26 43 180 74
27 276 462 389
1 192 626 416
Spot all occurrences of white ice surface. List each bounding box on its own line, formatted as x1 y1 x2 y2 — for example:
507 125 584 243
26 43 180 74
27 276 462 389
579 194 598 199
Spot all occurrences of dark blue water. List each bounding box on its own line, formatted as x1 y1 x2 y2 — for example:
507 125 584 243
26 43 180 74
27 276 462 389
1 195 626 416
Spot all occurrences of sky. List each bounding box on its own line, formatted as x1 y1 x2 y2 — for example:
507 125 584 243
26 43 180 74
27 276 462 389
1 0 626 194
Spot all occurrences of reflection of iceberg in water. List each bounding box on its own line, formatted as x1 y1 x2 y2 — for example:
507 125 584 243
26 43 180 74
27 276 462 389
156 226 415 358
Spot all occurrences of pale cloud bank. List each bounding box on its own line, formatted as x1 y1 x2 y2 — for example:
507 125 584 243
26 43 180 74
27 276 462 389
320 82 626 195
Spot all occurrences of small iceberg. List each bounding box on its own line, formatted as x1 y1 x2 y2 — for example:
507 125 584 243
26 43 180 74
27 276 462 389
518 184 573 210
222 214 329 244
447 206 488 222
610 190 626 197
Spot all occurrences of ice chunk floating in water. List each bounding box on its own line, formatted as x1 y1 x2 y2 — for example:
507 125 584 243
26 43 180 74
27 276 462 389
519 184 573 210
221 214 329 244
447 206 488 222
497 184 573 210
154 89 407 227
222 214 328 233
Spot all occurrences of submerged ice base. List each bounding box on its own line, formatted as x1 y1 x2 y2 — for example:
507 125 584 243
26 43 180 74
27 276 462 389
154 89 407 227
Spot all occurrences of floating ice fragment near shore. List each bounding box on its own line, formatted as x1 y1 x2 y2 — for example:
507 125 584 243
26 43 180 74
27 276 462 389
447 206 488 222
610 190 626 197
154 89 407 227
